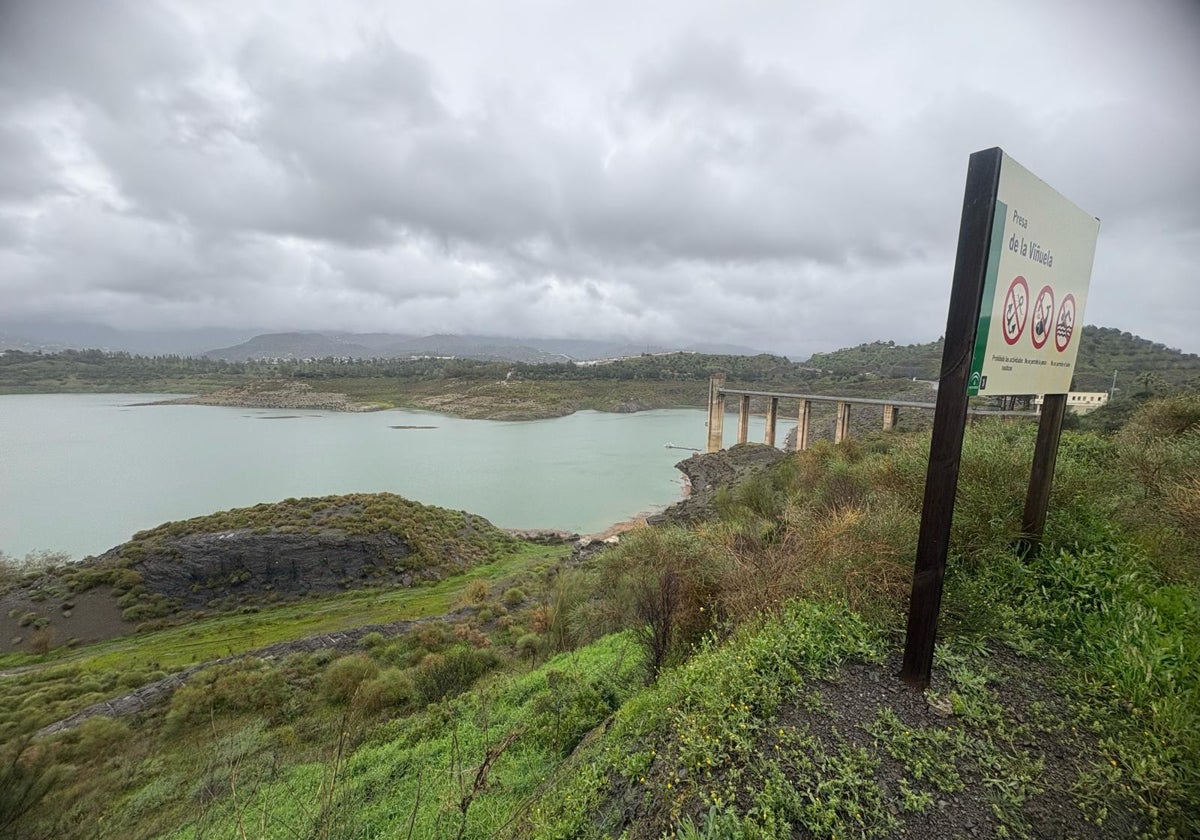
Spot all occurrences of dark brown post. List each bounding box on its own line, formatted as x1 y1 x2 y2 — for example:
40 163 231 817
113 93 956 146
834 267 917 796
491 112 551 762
834 401 851 443
706 374 726 453
737 395 751 444
901 147 1003 690
796 400 811 451
765 397 779 447
1019 392 1067 549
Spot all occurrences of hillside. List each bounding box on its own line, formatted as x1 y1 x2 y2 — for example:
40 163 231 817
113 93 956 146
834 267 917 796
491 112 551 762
1 397 1196 838
0 494 521 655
806 326 1200 393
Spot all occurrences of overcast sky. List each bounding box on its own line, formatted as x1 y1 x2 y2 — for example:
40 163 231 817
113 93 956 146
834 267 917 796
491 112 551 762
1 1 1197 357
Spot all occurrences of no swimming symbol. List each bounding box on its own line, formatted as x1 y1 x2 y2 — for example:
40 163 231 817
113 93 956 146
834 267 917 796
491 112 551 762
1055 294 1076 352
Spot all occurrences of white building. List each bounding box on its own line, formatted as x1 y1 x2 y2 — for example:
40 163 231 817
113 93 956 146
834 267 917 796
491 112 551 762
1032 392 1109 414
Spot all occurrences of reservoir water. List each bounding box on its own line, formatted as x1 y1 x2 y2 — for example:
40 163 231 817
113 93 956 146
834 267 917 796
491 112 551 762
0 394 793 560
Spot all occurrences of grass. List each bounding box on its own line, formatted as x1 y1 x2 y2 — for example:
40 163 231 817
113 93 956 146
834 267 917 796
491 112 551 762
0 544 564 743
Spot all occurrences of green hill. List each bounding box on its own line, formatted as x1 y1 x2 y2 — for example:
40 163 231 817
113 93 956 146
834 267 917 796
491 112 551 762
806 326 1200 393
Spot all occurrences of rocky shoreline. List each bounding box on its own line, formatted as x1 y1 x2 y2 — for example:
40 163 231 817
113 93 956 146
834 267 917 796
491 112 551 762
648 442 786 526
147 381 385 412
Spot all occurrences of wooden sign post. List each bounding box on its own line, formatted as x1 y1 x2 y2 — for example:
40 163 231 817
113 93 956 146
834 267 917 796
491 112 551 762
900 148 1099 689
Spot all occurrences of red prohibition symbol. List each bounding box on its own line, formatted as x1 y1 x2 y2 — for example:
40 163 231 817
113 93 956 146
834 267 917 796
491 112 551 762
1055 294 1077 352
1001 276 1029 345
1030 285 1055 350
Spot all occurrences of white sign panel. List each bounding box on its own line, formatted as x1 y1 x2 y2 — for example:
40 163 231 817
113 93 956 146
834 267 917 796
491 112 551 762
968 153 1100 396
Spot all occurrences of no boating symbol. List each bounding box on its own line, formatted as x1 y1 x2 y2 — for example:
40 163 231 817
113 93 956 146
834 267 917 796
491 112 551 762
1055 294 1076 352
1001 276 1029 345
1030 285 1055 350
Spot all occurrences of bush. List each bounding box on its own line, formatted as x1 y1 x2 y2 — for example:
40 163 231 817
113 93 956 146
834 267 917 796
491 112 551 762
601 527 729 678
0 739 62 836
460 579 490 606
321 654 379 705
354 668 416 714
501 586 526 606
164 660 293 732
72 716 132 759
412 646 498 705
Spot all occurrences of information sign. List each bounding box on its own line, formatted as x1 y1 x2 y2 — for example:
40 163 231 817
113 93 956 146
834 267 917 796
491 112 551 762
967 154 1099 396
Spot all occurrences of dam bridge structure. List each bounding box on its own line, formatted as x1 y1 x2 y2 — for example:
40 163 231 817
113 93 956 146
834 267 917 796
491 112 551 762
704 374 1036 454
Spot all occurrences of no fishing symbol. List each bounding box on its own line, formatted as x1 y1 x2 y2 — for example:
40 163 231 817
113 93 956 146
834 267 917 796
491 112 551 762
1002 276 1029 345
1055 294 1076 352
1030 285 1055 350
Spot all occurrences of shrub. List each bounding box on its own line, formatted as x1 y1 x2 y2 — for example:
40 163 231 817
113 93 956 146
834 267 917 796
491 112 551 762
532 668 622 757
164 660 293 732
601 527 729 678
501 586 526 606
460 579 490 606
354 668 416 714
516 632 542 660
72 716 131 759
412 646 498 705
0 739 62 836
28 629 55 655
321 654 379 705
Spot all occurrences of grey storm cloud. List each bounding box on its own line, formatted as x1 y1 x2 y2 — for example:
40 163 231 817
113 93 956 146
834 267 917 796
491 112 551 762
1 0 1198 356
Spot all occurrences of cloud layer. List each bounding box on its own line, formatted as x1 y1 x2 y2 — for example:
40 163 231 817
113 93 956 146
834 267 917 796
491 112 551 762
2 0 1198 355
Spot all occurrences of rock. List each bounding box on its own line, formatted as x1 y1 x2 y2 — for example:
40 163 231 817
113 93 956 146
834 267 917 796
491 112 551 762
506 529 580 545
93 529 433 611
928 695 955 717
647 443 787 526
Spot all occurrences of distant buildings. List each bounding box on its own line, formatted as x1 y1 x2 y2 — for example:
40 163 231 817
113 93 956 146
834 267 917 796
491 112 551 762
1032 392 1109 414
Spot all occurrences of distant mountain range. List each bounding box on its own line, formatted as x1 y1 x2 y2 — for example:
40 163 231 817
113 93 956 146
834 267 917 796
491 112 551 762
0 321 262 356
0 321 763 363
201 332 764 363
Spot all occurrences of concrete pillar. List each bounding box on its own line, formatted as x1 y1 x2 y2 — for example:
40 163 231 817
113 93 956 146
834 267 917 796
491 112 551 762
834 401 851 443
765 397 779 447
737 395 751 444
882 404 899 431
796 400 811 451
706 374 726 453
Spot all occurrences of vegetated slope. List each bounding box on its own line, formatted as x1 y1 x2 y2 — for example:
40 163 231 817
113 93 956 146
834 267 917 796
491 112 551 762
5 395 1196 839
805 325 1200 392
1 348 914 418
1071 325 1200 392
0 493 520 653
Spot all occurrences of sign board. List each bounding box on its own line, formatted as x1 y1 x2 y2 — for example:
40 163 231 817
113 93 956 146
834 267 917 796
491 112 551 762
967 153 1100 396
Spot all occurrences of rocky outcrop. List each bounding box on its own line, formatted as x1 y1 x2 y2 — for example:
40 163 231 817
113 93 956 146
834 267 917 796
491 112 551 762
97 529 439 611
648 443 787 526
154 382 384 412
